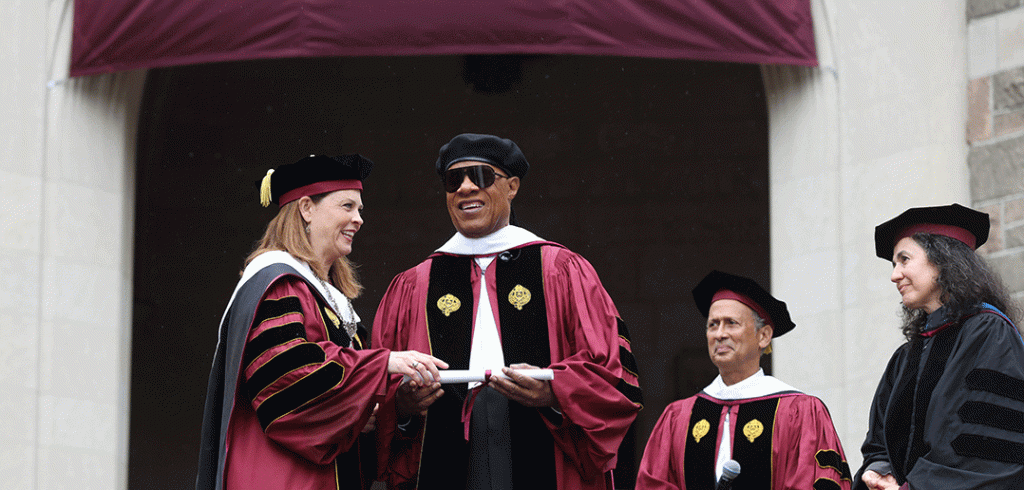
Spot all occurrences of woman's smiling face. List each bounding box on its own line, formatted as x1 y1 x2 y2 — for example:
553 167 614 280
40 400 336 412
891 236 943 313
303 189 363 267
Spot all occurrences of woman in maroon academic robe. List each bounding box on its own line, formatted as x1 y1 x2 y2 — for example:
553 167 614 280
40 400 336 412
196 154 447 490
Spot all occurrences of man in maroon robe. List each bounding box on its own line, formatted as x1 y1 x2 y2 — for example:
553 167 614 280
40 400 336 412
373 133 643 490
636 270 852 490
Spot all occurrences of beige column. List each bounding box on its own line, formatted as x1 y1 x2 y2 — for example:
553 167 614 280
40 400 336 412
0 0 145 488
763 0 969 472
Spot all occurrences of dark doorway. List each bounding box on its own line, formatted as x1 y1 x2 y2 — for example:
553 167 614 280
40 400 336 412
129 55 769 489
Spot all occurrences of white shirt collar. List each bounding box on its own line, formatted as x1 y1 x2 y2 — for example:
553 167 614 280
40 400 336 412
435 225 544 256
703 368 800 400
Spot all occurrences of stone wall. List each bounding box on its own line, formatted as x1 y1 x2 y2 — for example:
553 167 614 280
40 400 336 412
968 0 1024 306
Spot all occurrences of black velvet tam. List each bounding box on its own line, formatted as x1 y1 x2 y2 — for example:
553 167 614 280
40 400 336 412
266 154 373 205
874 203 989 259
692 270 796 337
436 133 529 178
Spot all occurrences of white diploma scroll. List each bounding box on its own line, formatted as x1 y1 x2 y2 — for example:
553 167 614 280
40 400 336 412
405 369 554 384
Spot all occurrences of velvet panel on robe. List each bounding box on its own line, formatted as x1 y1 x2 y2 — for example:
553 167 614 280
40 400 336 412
853 307 1024 490
636 392 852 490
372 243 642 490
197 265 391 490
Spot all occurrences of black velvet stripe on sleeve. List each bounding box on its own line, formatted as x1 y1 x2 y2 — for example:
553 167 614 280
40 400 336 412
966 368 1024 402
253 296 303 327
951 433 1024 464
615 318 642 404
243 322 306 369
617 319 640 377
958 401 1024 432
246 343 326 401
255 362 345 429
813 478 842 490
815 449 853 480
616 379 644 406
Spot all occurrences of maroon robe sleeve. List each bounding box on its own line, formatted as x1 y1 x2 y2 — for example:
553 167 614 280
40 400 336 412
772 395 852 490
371 262 433 488
636 398 696 489
242 276 390 465
541 246 643 480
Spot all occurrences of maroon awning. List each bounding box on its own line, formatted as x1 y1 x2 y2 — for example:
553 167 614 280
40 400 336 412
70 0 816 77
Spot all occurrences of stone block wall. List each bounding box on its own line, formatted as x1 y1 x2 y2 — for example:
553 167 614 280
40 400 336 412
968 0 1024 306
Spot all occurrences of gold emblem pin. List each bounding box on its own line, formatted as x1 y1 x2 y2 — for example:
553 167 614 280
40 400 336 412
508 284 531 310
437 294 461 317
743 419 764 443
324 308 341 328
692 419 710 443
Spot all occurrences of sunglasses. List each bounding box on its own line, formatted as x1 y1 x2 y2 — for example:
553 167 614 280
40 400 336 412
442 165 509 193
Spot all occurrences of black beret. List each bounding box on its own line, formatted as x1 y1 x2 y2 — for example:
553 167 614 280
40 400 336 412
692 270 795 338
260 154 373 207
436 133 529 178
874 203 989 259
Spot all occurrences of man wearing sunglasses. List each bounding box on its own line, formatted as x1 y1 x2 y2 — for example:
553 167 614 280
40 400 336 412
373 133 643 490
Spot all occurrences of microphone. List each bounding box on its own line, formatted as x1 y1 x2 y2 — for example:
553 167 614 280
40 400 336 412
716 459 741 490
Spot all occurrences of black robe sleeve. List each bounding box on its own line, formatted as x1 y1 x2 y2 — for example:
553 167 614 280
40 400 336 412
904 312 1024 488
856 311 1024 490
853 344 908 490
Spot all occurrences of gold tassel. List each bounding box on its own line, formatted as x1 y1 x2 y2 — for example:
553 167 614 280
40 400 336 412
765 342 773 355
259 169 274 207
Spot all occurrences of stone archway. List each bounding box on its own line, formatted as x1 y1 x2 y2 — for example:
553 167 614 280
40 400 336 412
129 55 770 489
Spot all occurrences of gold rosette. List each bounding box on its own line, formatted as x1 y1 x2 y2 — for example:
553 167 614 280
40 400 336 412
692 419 710 443
508 284 531 310
437 294 461 317
743 419 764 443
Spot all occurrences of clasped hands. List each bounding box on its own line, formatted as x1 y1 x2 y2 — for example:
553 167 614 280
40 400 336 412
377 350 449 430
862 470 900 490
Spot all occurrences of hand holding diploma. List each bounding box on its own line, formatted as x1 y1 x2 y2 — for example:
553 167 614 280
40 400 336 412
387 350 448 387
487 363 560 410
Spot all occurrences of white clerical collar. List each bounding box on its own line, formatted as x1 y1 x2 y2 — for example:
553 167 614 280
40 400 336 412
235 250 360 324
703 369 799 400
435 225 544 256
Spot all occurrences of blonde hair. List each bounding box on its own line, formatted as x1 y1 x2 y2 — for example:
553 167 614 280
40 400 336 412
245 197 363 299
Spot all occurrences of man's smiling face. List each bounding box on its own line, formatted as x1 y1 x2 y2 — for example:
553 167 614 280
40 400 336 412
445 160 519 238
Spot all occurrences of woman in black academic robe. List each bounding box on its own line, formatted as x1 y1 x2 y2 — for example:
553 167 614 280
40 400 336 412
855 204 1024 490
